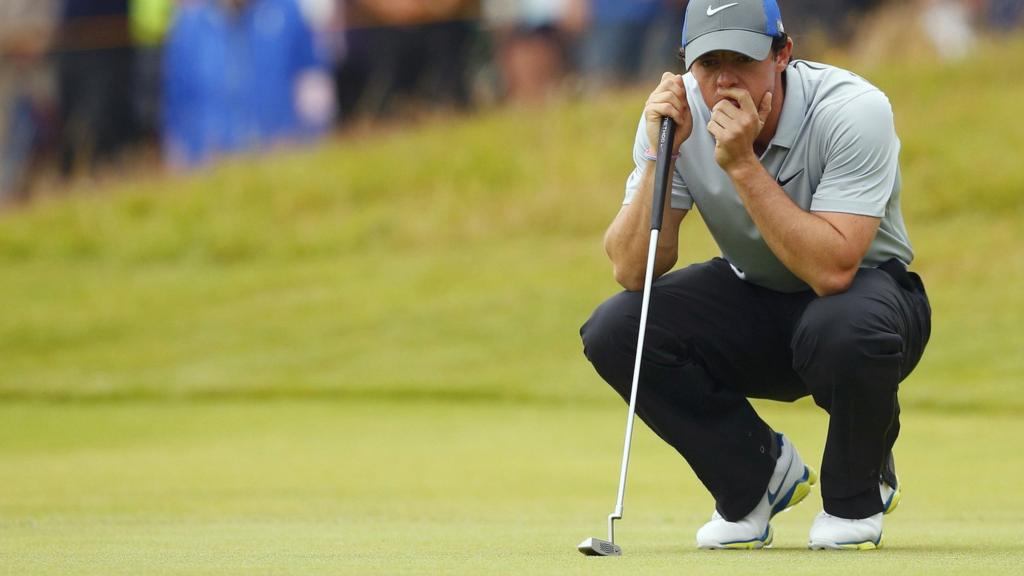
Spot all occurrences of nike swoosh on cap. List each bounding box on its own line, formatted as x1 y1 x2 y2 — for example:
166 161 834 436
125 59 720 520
707 2 740 16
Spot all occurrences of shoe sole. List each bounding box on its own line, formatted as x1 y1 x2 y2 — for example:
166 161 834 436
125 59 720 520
701 526 774 550
809 537 883 551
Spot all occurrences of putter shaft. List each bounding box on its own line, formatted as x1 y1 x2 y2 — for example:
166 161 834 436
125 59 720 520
579 117 676 556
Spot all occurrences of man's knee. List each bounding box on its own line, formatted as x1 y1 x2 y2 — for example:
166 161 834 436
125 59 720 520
580 291 643 394
791 296 904 395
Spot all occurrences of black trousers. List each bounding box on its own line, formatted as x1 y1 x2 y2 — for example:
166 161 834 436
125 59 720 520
580 258 931 521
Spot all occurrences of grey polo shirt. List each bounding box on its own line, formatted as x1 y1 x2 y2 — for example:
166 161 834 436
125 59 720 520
623 60 914 293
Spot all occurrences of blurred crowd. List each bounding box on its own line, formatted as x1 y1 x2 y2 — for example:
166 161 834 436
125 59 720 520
1 0 1022 204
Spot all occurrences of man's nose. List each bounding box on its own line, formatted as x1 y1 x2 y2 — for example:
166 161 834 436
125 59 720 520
717 68 739 88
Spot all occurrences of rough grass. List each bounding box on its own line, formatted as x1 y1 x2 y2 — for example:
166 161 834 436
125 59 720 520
1 39 1022 410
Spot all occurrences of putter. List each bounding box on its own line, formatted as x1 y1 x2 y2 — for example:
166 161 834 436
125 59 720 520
578 116 677 557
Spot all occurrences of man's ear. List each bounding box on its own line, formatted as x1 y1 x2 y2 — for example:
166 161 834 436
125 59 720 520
776 38 794 71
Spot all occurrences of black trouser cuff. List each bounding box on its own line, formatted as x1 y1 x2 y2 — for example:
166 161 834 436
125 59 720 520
824 488 884 519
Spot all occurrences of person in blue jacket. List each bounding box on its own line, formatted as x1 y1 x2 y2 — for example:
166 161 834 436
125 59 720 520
163 0 332 168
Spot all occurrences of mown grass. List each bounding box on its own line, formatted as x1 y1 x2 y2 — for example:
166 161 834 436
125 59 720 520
2 401 1023 575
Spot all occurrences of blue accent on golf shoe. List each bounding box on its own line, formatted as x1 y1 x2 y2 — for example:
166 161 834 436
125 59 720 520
771 467 812 516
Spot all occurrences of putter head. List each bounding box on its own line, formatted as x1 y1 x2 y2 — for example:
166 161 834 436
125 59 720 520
577 537 622 556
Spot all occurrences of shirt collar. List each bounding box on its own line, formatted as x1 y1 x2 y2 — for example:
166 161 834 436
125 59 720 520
769 64 805 150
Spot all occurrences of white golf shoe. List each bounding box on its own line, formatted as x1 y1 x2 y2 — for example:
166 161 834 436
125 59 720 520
808 511 883 550
696 433 817 549
808 479 901 550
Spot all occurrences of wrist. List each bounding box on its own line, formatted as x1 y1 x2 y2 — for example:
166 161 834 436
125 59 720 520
642 146 680 163
723 154 762 179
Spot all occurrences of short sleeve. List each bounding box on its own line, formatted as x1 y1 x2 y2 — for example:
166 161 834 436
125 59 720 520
622 115 694 211
810 91 900 217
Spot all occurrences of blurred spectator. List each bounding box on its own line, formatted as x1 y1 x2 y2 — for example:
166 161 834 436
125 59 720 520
296 0 344 65
162 0 335 169
336 0 478 120
777 0 882 43
129 0 174 139
921 0 976 60
983 0 1024 29
482 0 587 103
0 0 58 204
8 0 1022 200
577 0 685 90
57 0 138 178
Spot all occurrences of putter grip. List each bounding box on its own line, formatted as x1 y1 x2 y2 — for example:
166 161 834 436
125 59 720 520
650 117 676 231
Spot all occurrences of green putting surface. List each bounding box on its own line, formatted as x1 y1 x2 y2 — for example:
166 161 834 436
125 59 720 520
2 400 1023 574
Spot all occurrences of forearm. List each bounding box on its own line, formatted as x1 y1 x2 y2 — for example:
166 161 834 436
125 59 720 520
728 160 863 296
605 72 693 291
604 161 683 291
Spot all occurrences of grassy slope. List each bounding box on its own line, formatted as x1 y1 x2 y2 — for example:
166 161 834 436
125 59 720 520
1 37 1023 575
1 40 1023 410
2 42 1023 411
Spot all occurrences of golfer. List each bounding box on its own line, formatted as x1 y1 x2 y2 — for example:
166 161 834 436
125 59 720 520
581 0 931 549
